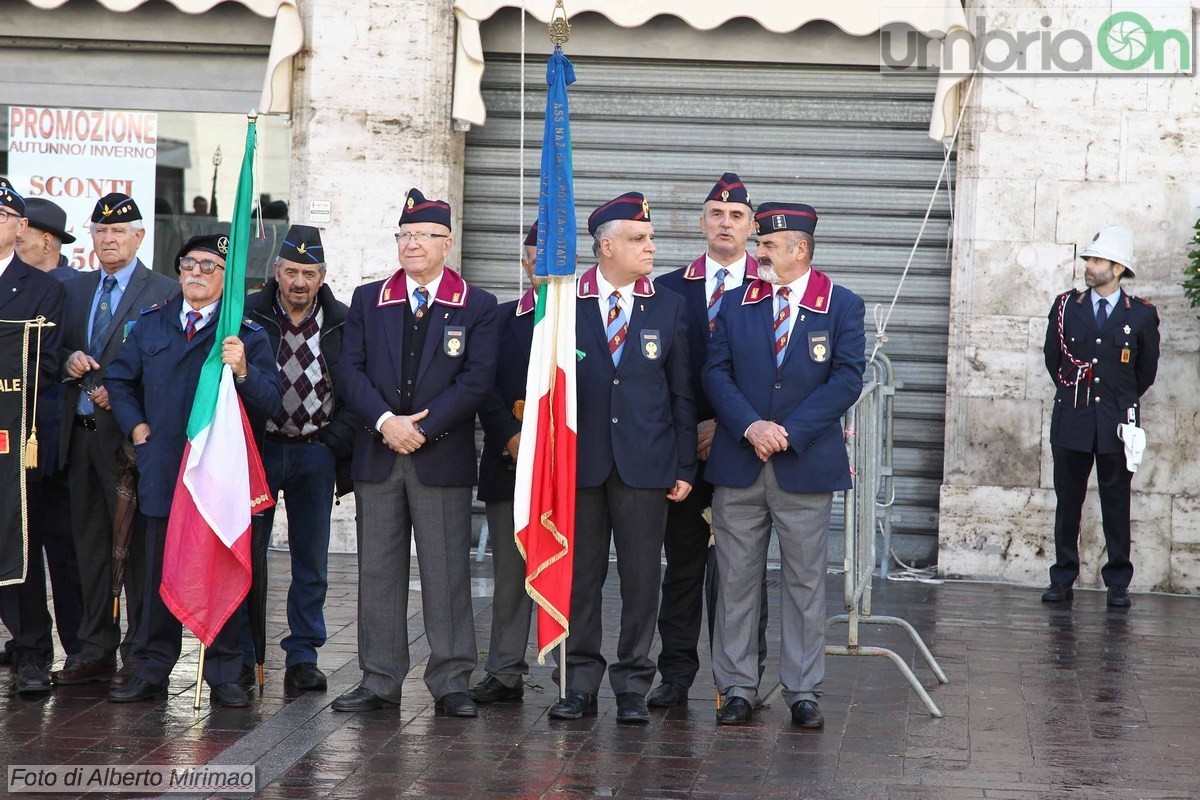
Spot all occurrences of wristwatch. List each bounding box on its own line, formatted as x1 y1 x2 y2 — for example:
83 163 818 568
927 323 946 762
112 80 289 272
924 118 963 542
234 371 248 384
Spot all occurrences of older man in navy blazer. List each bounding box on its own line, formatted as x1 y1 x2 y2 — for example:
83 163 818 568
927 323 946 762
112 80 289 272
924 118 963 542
704 202 865 729
334 189 498 716
548 192 695 725
649 172 769 709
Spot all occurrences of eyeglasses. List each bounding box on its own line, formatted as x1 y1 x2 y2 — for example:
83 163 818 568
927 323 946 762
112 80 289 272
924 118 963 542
395 231 449 244
179 257 225 274
0 210 21 224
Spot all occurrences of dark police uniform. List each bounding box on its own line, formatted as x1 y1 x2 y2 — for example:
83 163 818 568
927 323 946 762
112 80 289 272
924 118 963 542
106 294 281 691
1043 288 1160 591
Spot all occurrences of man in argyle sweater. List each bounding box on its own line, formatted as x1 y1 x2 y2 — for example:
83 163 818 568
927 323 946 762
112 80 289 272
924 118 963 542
243 225 354 693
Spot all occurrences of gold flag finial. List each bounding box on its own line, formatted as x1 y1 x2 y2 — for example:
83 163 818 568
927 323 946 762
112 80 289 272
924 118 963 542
549 0 571 46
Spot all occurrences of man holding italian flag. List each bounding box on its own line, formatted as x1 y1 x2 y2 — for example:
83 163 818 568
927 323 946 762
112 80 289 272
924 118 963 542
107 217 281 704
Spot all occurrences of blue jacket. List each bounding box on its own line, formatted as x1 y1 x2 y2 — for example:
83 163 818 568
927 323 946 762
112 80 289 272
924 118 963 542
338 267 498 487
1043 288 1159 454
106 295 283 517
477 290 535 503
575 266 696 490
654 253 760 424
703 269 865 494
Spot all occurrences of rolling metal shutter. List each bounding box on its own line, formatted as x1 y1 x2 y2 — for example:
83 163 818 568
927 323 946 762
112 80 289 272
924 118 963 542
462 55 953 561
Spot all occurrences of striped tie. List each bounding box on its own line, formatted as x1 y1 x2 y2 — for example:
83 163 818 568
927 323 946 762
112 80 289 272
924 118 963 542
413 286 430 319
88 276 118 356
708 267 728 335
774 286 791 370
607 290 628 366
184 310 202 342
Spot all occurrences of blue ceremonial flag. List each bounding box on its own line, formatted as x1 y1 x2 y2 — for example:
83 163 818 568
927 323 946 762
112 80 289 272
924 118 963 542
535 46 577 278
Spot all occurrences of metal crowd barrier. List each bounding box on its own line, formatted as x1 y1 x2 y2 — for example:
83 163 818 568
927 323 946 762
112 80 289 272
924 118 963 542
826 352 949 717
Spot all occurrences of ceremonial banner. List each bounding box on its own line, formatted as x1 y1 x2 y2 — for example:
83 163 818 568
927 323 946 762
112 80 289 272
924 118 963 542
514 47 578 662
0 321 31 586
160 118 273 646
7 106 158 270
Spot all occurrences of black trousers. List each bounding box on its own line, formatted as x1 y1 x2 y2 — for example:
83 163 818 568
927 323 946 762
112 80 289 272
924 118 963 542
1050 446 1133 589
566 469 669 696
133 516 242 686
0 480 54 666
656 478 769 689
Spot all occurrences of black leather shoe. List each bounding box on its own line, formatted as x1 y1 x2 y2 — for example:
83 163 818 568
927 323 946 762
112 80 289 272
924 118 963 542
615 692 650 725
646 681 687 708
548 689 597 720
13 663 52 695
469 675 523 704
209 682 250 708
108 677 168 703
435 691 478 718
110 659 142 688
790 699 824 729
716 697 753 725
51 658 116 685
1107 587 1132 608
1041 583 1074 603
238 664 257 690
284 663 327 693
331 686 398 712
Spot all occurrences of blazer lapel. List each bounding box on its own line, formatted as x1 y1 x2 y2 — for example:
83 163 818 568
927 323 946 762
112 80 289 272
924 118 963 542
96 263 147 360
580 296 613 373
381 303 407 387
1101 294 1129 335
0 260 25 315
415 305 449 386
619 296 650 373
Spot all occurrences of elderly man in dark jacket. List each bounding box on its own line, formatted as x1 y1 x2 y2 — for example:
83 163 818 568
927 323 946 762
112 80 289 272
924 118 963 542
241 225 353 693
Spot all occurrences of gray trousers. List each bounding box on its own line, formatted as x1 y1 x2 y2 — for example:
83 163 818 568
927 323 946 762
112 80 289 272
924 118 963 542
712 462 831 707
482 500 534 687
354 455 476 702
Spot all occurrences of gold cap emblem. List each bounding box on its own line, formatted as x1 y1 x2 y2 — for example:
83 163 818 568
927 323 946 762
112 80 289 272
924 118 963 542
721 190 729 202
642 200 651 218
296 242 307 255
406 196 415 210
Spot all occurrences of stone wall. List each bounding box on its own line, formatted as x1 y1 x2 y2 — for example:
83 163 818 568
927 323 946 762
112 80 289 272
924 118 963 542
281 0 466 550
939 2 1200 590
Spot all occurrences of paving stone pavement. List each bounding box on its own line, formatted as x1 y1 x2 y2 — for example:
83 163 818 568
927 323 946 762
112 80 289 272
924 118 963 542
3 551 1200 799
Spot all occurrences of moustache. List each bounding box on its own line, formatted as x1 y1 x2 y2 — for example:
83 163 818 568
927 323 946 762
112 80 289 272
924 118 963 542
185 277 207 287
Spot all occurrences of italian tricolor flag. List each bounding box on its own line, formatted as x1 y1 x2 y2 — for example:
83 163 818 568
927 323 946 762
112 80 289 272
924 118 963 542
514 277 577 662
160 118 273 646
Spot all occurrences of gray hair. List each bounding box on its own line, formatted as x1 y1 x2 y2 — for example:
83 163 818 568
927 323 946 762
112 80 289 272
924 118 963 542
86 218 144 235
591 219 621 259
788 230 815 258
274 256 327 274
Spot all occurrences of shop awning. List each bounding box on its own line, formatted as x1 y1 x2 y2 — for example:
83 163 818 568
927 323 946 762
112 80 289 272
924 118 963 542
452 0 970 140
22 0 303 115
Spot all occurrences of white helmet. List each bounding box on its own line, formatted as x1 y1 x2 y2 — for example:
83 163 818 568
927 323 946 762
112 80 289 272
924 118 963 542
1080 224 1135 278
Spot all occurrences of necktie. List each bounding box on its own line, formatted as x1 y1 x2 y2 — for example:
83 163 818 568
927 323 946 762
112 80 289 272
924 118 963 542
708 267 729 335
414 286 430 319
607 291 628 366
1096 297 1108 328
774 287 791 371
88 275 118 356
185 310 202 342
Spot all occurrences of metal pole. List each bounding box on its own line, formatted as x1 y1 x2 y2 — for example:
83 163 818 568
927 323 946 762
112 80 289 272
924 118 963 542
193 643 206 709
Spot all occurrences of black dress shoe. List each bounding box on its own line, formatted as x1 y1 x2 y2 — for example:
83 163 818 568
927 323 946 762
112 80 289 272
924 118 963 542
548 689 597 720
469 675 523 704
615 692 650 725
716 697 753 725
13 663 52 695
110 659 143 688
790 699 824 729
646 682 687 708
209 683 250 708
331 686 398 712
50 658 116 685
435 691 478 718
108 677 168 703
284 663 327 693
1041 583 1074 603
1107 587 1132 608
